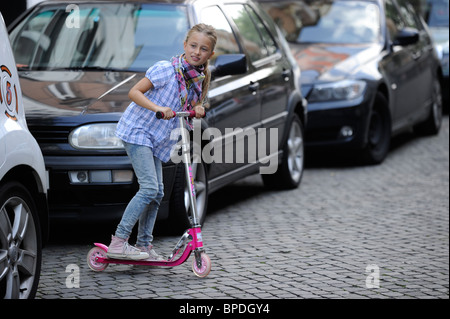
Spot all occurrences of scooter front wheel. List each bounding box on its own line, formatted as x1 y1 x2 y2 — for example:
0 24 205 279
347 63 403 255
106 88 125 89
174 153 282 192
87 247 109 272
192 253 211 278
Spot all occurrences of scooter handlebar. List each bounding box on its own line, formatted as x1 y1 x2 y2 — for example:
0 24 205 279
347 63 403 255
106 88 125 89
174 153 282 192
156 110 206 119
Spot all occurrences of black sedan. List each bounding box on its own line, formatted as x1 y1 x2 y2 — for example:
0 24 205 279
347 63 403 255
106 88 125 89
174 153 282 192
423 0 449 106
8 0 307 231
258 0 444 164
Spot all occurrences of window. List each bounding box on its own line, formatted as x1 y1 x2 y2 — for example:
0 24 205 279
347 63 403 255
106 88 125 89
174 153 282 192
425 0 449 27
261 1 381 44
10 4 189 71
245 6 277 56
224 4 276 62
385 0 405 40
396 0 421 30
259 2 304 42
200 6 241 66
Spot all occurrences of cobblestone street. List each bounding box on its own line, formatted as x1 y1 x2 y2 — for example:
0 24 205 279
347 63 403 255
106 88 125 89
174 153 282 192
37 116 449 304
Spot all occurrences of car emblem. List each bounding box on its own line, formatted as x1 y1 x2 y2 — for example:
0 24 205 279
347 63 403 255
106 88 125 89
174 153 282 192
1 65 19 121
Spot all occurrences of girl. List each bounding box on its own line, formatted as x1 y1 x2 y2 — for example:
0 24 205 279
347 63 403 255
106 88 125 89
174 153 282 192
107 24 217 260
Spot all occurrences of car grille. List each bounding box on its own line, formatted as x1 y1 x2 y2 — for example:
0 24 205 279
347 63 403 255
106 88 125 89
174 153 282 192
28 125 71 144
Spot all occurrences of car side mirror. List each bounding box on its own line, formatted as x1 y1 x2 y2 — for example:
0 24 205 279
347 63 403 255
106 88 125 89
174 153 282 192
210 54 247 79
393 27 419 46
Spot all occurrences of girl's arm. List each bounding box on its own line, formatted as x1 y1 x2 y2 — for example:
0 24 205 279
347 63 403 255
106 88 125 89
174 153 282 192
128 77 174 120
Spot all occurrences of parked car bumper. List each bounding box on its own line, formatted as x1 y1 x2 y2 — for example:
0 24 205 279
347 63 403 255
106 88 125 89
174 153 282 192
305 95 371 149
44 154 177 222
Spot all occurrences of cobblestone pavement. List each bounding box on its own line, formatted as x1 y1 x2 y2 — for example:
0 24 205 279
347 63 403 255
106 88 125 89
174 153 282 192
37 116 449 303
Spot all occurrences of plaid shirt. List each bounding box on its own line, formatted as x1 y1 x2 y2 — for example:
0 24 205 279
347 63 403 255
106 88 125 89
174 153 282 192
116 61 185 163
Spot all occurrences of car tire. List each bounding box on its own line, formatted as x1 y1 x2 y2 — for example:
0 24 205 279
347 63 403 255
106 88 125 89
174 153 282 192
414 76 443 135
0 181 42 299
360 92 391 165
168 145 208 232
262 114 304 189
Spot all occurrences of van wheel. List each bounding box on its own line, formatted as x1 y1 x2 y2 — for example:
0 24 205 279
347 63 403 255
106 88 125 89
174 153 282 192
360 92 391 165
262 114 304 189
0 181 42 299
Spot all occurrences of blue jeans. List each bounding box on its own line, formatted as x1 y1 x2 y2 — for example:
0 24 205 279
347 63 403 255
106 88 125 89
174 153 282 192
115 142 164 247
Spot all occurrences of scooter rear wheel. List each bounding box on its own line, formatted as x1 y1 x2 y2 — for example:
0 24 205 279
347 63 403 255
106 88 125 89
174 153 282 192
87 247 109 272
192 253 211 278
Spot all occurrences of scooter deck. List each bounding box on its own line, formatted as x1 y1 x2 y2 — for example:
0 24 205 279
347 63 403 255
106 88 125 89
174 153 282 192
92 243 193 267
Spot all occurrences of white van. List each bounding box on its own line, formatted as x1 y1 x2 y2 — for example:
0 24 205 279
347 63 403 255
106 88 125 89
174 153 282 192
0 12 48 299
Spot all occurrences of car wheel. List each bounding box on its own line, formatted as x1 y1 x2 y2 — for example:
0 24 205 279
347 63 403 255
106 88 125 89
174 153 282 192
360 92 391 165
169 146 208 231
414 77 442 135
0 181 42 299
262 114 304 189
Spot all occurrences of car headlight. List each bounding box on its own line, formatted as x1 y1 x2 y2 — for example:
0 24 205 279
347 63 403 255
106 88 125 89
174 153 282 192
69 123 124 149
308 80 367 102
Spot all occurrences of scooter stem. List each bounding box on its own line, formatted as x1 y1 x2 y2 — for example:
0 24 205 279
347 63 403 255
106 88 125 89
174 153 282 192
178 116 200 226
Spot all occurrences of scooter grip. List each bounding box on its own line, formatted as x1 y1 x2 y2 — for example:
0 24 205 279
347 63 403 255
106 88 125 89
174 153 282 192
155 111 167 119
156 110 178 119
156 110 205 119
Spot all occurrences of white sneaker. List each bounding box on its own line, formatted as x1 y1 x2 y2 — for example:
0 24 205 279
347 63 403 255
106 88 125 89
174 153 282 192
106 235 149 260
137 245 165 261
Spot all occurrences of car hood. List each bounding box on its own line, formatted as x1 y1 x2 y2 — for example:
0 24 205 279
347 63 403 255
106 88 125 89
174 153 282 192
289 42 382 87
19 70 141 120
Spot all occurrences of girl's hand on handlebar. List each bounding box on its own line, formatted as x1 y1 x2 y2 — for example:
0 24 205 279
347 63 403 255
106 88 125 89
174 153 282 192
193 104 205 119
158 107 175 120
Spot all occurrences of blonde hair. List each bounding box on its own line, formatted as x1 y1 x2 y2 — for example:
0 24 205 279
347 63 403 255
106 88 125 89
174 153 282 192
185 23 217 108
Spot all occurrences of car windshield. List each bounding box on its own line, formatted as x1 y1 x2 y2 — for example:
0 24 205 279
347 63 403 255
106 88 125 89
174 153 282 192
426 0 449 27
9 3 188 72
261 0 381 44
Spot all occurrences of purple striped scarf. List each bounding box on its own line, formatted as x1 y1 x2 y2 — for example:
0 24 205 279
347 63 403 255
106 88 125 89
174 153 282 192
172 54 205 114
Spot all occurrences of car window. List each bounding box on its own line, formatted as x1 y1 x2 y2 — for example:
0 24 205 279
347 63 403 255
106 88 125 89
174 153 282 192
224 4 271 62
9 3 189 72
260 1 381 45
385 0 409 40
200 5 241 66
396 0 422 30
425 0 449 27
245 6 278 56
258 1 304 43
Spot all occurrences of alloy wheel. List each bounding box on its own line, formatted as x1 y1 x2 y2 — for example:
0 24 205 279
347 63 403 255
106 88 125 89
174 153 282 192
287 120 304 184
0 195 39 299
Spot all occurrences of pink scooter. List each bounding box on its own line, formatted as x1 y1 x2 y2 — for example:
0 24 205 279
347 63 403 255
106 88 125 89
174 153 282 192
87 111 211 277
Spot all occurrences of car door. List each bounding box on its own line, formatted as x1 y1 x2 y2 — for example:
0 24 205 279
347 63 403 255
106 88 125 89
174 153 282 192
382 0 424 129
199 5 262 185
223 3 290 162
397 0 436 115
240 4 291 147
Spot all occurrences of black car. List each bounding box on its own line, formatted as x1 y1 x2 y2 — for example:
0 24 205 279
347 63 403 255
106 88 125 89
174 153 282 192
8 0 307 231
258 0 444 164
423 0 449 105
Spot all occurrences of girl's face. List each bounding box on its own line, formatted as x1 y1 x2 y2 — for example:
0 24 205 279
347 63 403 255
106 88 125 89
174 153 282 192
183 32 215 67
